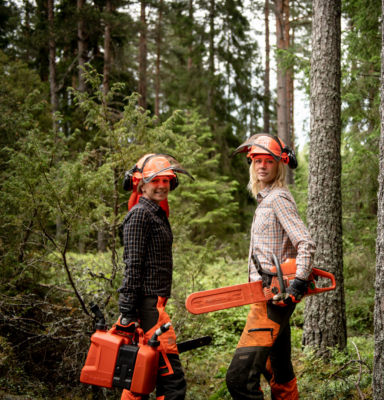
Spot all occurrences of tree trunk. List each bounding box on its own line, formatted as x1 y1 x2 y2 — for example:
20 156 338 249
302 0 346 356
77 0 87 92
103 0 112 97
138 0 147 110
275 0 289 177
263 0 270 134
284 0 294 184
48 0 58 129
373 2 384 395
24 1 31 63
188 0 193 70
155 0 162 121
207 0 215 114
97 228 109 252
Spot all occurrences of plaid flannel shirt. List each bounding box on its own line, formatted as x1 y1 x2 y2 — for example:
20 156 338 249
249 185 316 282
118 197 173 305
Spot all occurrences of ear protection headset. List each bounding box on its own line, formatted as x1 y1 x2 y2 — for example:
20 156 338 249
234 133 298 170
122 167 179 191
284 146 298 170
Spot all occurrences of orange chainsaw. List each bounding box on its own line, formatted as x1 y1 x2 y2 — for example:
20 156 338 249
185 255 336 315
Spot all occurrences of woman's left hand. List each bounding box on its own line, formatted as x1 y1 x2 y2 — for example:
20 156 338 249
272 278 309 306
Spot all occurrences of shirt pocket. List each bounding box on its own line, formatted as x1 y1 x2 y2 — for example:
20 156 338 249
253 208 272 234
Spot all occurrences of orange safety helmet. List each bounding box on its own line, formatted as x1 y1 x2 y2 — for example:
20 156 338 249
230 133 298 169
123 154 195 216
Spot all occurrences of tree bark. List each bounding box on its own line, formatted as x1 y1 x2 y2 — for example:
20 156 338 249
207 0 215 114
48 0 58 129
263 0 270 134
138 0 147 110
188 0 193 70
155 0 162 121
373 1 384 395
303 0 347 356
275 0 290 181
103 0 112 97
284 0 294 184
77 0 87 92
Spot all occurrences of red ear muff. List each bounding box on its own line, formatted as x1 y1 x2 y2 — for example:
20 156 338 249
170 174 179 191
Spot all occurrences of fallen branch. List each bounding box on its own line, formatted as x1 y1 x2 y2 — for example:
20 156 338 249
329 342 370 400
351 341 365 400
38 283 72 293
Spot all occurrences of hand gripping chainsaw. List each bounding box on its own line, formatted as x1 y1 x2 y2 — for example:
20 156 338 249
186 255 336 315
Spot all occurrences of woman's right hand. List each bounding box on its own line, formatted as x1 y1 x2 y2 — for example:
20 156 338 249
115 315 140 337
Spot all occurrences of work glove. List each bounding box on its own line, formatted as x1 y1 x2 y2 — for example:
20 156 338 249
272 278 309 306
115 302 139 338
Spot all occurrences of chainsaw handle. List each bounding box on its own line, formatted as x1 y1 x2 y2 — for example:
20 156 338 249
272 254 285 294
311 268 336 293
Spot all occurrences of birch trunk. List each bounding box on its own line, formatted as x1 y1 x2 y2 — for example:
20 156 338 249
373 1 384 395
138 0 147 110
263 0 270 134
302 0 347 356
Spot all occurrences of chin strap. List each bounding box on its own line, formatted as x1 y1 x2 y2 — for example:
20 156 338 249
128 184 170 217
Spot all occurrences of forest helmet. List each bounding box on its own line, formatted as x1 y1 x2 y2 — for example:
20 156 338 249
123 153 195 191
230 133 298 169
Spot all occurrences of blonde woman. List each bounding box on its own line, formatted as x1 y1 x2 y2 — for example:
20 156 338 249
226 134 316 400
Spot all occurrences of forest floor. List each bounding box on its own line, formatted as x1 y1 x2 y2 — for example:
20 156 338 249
0 254 374 400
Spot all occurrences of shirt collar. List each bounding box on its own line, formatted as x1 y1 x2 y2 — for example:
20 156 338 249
257 185 272 203
139 196 162 214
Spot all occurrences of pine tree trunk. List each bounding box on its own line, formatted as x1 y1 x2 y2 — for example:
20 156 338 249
302 0 347 356
207 0 215 114
275 0 290 178
263 0 270 134
77 0 87 92
188 0 193 70
103 0 112 97
155 0 162 121
373 2 384 395
138 0 147 110
284 0 294 184
48 0 58 128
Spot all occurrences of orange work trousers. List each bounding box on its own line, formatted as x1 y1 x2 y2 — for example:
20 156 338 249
226 301 298 400
121 296 186 400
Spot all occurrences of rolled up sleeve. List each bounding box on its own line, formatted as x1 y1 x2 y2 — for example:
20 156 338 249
273 192 316 280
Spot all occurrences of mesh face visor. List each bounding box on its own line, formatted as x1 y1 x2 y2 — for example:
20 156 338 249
230 133 285 162
140 154 195 183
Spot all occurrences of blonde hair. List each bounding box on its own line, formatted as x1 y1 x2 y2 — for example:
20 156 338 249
247 159 287 199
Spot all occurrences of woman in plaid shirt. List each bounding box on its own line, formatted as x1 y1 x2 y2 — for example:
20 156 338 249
226 135 316 400
116 154 194 400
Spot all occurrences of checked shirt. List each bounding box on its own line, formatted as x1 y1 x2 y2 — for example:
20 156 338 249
118 197 173 305
249 185 316 282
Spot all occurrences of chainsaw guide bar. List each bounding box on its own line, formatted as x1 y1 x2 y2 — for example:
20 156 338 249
177 336 212 354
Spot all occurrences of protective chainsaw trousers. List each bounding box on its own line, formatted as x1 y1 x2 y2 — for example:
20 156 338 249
121 296 186 400
226 301 298 400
